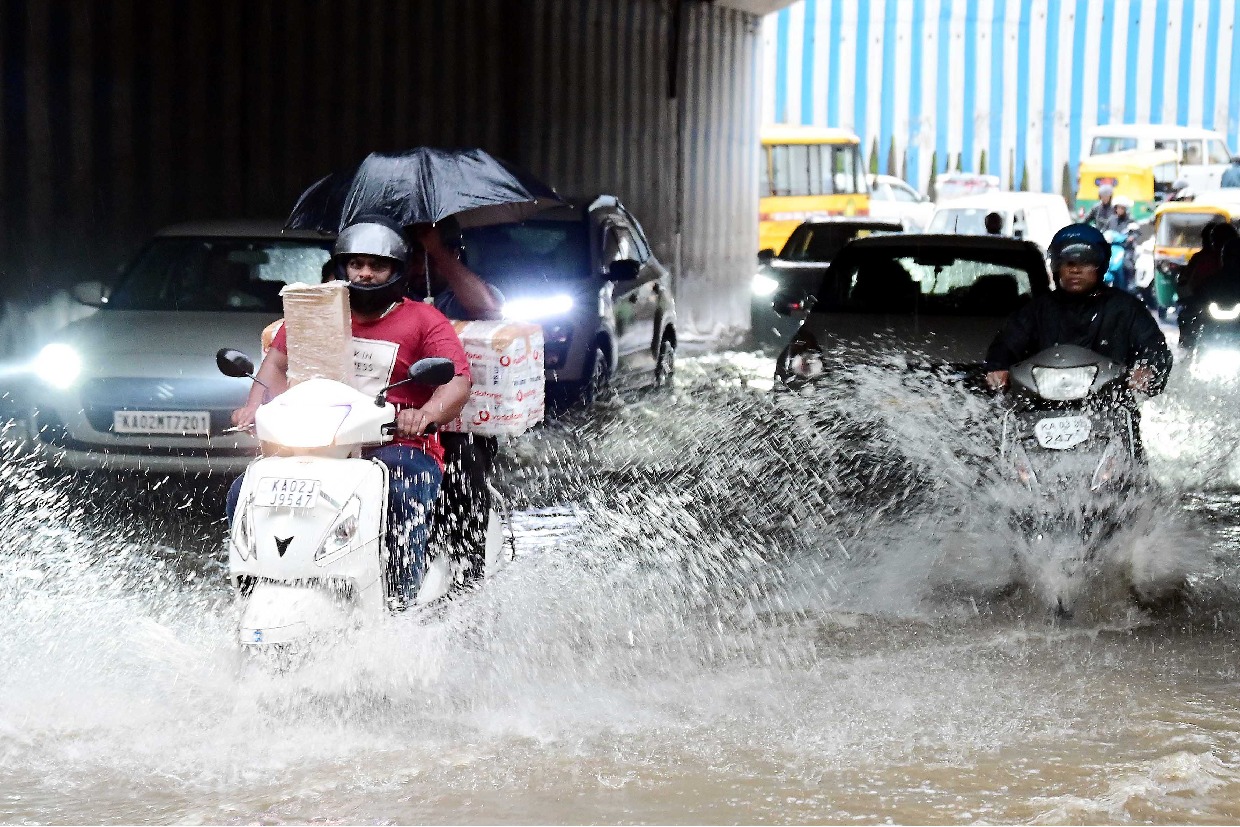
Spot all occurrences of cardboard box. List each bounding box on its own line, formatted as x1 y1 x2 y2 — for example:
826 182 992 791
444 320 545 436
279 281 352 386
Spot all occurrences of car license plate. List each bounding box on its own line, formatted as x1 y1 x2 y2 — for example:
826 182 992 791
113 410 210 436
1034 415 1091 450
255 477 321 509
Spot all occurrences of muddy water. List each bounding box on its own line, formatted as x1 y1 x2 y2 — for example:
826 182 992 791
5 354 1240 825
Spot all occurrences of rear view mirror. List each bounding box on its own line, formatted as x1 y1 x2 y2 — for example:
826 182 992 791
216 348 255 378
757 248 776 264
606 259 641 281
71 281 109 307
406 357 457 387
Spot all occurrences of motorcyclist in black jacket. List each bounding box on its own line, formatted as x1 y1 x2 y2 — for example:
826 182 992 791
984 223 1173 399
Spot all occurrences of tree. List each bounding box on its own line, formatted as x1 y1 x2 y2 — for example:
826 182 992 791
927 150 939 201
956 152 963 172
1061 162 1075 209
978 149 988 175
1008 150 1016 190
901 148 909 182
869 137 879 175
886 138 897 177
1019 163 1030 192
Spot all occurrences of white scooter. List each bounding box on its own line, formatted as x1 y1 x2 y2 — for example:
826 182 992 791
217 349 510 649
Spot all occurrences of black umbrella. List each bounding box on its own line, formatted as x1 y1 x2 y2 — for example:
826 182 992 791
285 147 560 233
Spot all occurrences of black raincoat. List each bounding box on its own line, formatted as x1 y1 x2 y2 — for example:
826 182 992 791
983 286 1174 394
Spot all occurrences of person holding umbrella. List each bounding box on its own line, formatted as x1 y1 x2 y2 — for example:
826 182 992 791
407 220 506 588
230 216 473 608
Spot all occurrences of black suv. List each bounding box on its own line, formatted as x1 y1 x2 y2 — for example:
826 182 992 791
461 195 677 406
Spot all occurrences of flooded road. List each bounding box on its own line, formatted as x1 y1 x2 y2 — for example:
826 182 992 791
5 352 1240 824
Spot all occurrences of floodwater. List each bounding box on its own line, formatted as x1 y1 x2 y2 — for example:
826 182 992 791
5 352 1240 824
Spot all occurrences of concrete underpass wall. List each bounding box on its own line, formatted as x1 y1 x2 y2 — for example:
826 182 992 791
0 0 759 343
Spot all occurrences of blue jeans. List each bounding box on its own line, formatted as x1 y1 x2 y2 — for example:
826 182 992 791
226 446 443 603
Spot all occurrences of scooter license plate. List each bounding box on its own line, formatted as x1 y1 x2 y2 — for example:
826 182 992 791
255 477 321 509
1034 415 1091 450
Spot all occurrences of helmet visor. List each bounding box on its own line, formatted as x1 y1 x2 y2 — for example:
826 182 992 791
1057 242 1103 265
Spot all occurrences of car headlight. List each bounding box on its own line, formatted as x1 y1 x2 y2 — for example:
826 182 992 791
503 294 574 321
1031 365 1097 400
1190 348 1240 382
751 273 779 297
1208 302 1240 321
31 343 82 389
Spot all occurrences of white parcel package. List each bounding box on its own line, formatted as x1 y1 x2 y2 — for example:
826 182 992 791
444 320 544 436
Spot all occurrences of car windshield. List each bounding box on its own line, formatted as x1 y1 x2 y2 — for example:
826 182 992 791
778 225 892 260
462 220 591 284
1157 213 1224 247
107 237 332 312
815 249 1039 316
926 208 1005 235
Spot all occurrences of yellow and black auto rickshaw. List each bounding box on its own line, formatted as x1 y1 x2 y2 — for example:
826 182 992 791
1076 149 1180 221
1152 193 1240 312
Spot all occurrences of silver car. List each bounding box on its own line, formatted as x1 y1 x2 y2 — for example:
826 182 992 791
21 221 333 474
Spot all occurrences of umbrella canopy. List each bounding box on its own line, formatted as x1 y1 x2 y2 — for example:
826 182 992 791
285 147 560 233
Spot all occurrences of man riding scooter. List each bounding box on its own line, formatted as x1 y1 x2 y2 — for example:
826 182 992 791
984 223 1173 455
229 216 473 607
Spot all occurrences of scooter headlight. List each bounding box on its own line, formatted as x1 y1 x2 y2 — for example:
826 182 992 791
1090 440 1126 491
233 500 256 561
1007 443 1038 490
1208 302 1240 321
1031 365 1097 400
316 495 361 564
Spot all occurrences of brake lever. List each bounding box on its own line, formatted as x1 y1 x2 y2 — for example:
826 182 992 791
221 425 255 435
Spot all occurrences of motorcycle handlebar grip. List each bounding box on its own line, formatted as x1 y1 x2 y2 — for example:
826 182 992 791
423 422 438 435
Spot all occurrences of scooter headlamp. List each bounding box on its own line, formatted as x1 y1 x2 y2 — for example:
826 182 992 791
316 495 362 565
1208 302 1240 321
233 498 256 561
1031 365 1097 400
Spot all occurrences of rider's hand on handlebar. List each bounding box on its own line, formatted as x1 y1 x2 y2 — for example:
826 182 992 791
230 403 259 431
1128 366 1155 394
395 407 438 438
985 370 1010 392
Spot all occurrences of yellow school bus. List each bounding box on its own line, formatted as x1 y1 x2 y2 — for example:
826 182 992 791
759 125 870 254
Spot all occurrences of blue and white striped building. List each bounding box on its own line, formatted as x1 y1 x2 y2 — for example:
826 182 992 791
762 0 1240 195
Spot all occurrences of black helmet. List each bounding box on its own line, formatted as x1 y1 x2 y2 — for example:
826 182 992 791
333 215 409 313
1048 223 1109 272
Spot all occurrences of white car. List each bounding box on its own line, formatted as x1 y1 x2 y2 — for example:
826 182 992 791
925 192 1073 252
867 174 935 230
20 221 333 474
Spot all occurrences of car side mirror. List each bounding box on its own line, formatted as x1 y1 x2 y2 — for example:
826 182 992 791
71 281 109 307
757 248 776 265
606 259 641 281
216 348 256 378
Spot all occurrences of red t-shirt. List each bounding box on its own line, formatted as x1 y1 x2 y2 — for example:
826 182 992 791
271 299 470 465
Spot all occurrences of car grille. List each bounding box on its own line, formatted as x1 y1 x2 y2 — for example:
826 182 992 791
79 377 247 435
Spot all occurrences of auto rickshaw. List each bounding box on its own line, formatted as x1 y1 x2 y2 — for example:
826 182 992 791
1076 148 1180 221
1151 192 1240 315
